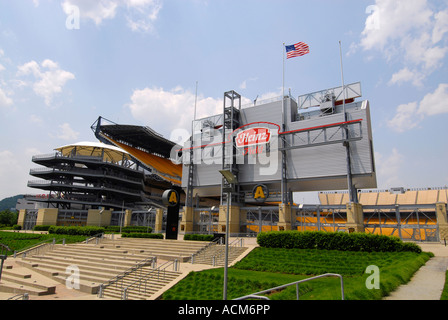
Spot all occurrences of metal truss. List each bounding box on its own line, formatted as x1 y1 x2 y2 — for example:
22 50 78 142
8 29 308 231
242 206 279 235
363 205 439 241
293 206 346 232
194 208 219 234
280 119 363 151
297 82 362 110
128 210 158 231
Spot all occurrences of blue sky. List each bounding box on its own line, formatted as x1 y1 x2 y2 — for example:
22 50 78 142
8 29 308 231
0 0 447 202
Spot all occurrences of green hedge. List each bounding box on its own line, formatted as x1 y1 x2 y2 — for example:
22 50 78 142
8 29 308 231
104 226 153 234
121 233 164 239
257 231 422 253
183 234 214 242
33 225 52 231
48 226 105 236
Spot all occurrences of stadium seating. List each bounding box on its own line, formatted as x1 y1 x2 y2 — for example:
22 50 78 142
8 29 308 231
320 187 448 208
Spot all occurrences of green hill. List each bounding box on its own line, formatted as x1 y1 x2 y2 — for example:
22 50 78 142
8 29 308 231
0 195 24 211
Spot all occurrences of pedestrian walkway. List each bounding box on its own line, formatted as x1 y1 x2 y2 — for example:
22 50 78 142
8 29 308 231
383 243 448 300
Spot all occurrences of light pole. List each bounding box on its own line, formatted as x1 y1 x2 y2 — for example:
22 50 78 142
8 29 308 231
147 207 153 233
98 208 104 227
219 169 238 300
120 200 124 234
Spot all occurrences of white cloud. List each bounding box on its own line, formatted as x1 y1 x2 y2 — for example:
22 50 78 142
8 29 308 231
239 77 258 90
0 87 13 108
61 0 162 32
403 32 448 70
388 67 425 87
128 86 219 135
387 102 421 133
55 123 80 141
360 0 448 86
432 9 448 44
417 83 448 116
388 83 448 132
62 0 118 25
125 0 162 33
0 150 28 199
127 86 251 136
361 0 432 52
29 114 43 125
17 59 75 106
17 60 40 77
375 148 404 188
0 147 45 199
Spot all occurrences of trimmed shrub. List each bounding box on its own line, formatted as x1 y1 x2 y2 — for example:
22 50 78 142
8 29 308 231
257 230 421 253
48 226 105 236
104 226 153 234
121 233 164 239
33 225 51 231
184 234 214 242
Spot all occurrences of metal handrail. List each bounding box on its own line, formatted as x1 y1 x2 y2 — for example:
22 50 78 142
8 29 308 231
122 259 180 300
13 238 59 258
7 293 29 300
30 166 142 183
233 273 344 300
85 233 105 244
0 243 11 253
211 238 243 265
97 256 156 298
190 237 222 264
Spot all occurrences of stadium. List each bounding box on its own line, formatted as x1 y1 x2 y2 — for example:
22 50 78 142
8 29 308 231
3 83 446 301
18 82 448 242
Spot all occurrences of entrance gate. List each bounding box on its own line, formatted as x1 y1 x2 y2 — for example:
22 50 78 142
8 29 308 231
243 206 279 235
293 205 346 233
23 210 38 230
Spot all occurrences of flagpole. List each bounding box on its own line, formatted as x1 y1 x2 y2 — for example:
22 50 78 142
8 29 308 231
339 40 357 204
281 42 286 204
194 81 198 121
282 42 285 125
338 40 346 120
281 41 309 205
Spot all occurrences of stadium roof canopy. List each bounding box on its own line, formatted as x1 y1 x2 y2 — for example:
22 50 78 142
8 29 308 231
91 117 182 186
97 123 177 159
55 141 131 163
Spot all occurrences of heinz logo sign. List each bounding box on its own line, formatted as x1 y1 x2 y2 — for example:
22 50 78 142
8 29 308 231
235 128 271 148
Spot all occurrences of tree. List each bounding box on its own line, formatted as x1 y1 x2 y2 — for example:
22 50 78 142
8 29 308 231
0 209 18 226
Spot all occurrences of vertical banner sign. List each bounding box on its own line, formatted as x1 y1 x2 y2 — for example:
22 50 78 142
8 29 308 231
162 189 180 240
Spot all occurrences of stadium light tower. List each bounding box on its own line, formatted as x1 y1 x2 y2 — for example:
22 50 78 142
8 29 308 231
219 169 237 300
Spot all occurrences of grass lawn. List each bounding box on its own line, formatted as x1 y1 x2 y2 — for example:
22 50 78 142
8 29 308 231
0 231 87 255
441 270 448 300
163 247 433 300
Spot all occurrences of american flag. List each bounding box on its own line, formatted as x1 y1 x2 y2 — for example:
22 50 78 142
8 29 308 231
285 42 310 59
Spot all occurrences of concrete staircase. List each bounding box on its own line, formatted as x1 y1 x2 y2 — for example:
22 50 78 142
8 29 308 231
191 244 249 266
0 264 56 297
98 237 209 262
100 266 182 300
14 237 211 299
